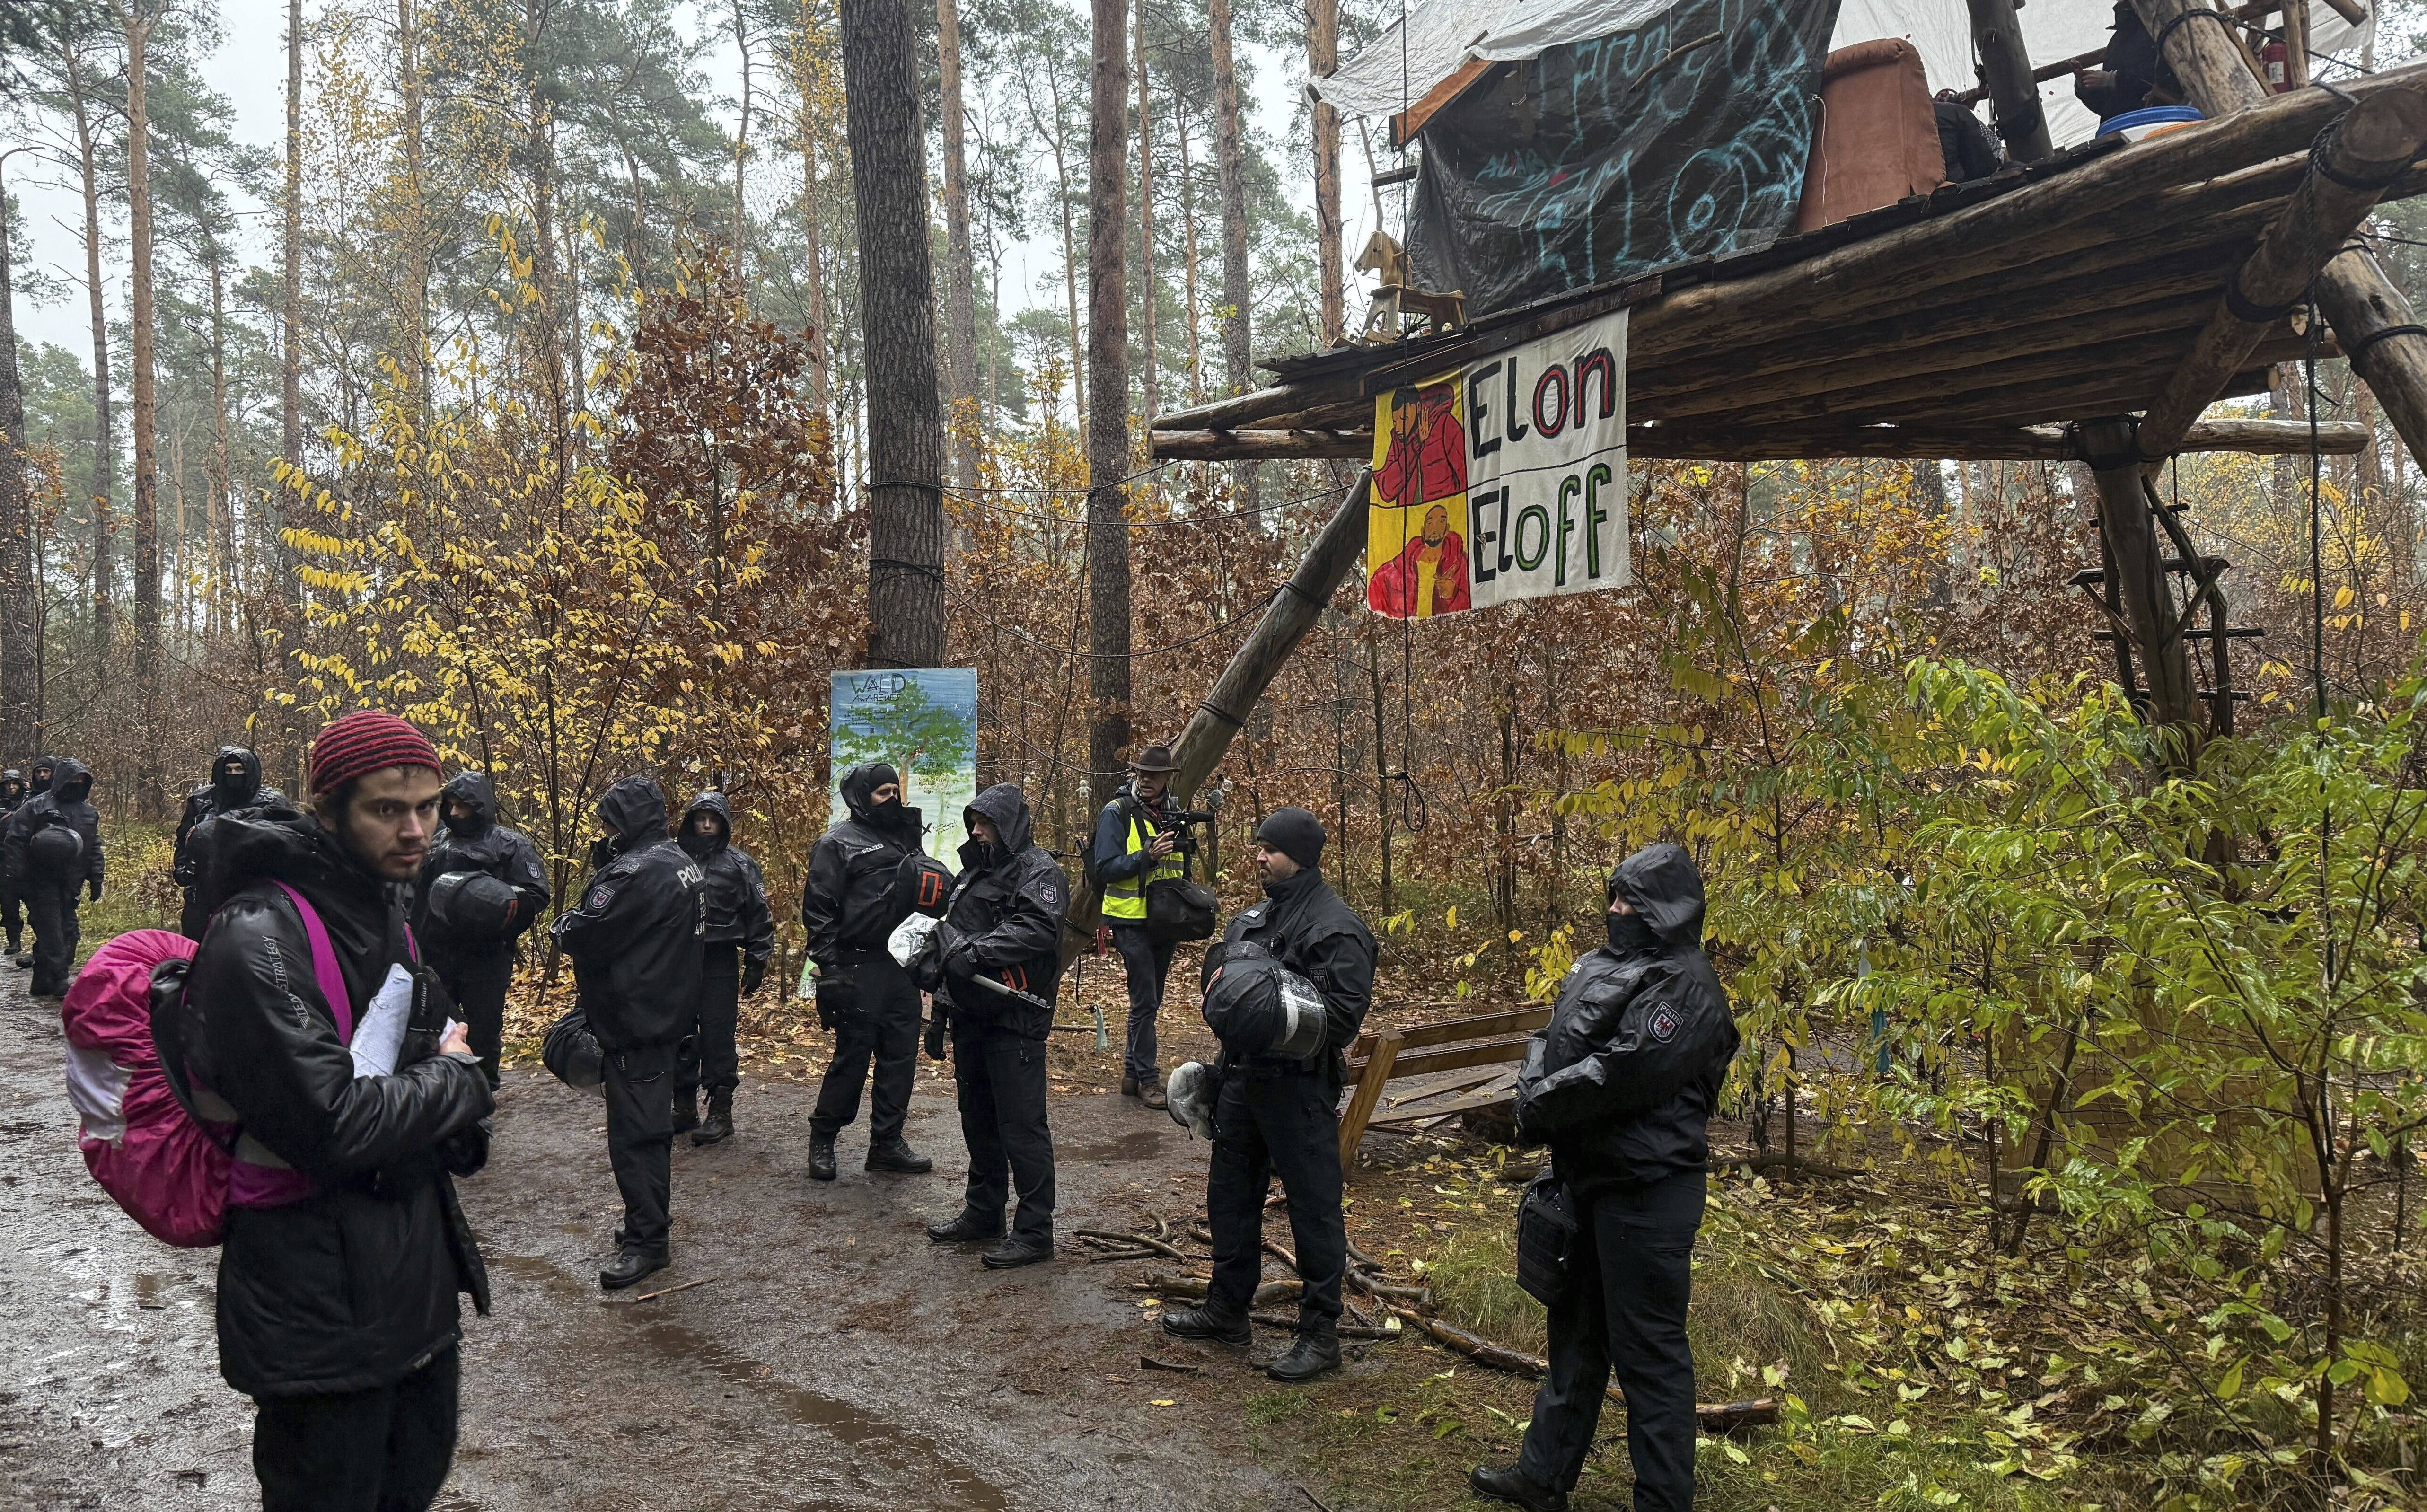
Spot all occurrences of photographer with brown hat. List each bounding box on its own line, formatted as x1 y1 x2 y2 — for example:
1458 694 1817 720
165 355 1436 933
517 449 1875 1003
1091 742 1190 1110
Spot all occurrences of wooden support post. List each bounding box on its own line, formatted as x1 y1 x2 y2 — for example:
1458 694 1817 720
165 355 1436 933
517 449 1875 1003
1967 0 2055 163
1338 1027 1403 1171
2135 0 2427 464
2137 86 2427 458
2081 417 2207 752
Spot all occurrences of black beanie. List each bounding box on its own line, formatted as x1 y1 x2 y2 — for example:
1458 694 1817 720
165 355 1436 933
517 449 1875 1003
1255 807 1326 870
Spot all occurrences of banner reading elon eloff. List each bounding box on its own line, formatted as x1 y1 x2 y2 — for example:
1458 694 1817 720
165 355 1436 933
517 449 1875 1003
1365 308 1630 618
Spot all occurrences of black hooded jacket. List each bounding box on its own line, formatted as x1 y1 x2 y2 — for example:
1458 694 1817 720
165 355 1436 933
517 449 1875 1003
679 791 775 964
0 771 25 814
801 762 930 973
939 783 1067 1038
550 776 707 1050
182 804 493 1398
175 747 287 888
1515 844 1741 1196
415 771 551 949
1222 864 1376 1081
5 756 104 890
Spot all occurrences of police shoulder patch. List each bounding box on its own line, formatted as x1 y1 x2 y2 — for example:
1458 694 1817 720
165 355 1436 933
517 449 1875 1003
1649 1004 1681 1043
584 881 617 913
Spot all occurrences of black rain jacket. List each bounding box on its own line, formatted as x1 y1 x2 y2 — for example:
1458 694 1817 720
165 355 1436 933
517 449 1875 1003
182 805 493 1398
1515 844 1741 1197
414 771 551 951
678 790 775 964
550 775 706 1050
801 762 929 973
1222 865 1376 1082
6 756 104 891
939 783 1066 1038
1934 99 2003 184
0 771 26 814
175 747 286 888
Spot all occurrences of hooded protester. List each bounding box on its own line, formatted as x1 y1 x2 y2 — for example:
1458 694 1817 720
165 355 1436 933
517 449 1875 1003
1162 807 1374 1384
176 747 288 941
0 770 24 954
550 775 708 1290
178 710 492 1512
4 757 54 968
800 761 938 1181
413 772 549 1090
1471 844 1741 1512
923 783 1065 1268
674 790 774 1145
3 757 105 997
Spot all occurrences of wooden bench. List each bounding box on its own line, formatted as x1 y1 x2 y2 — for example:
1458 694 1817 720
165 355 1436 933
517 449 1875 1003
1337 1006 1552 1169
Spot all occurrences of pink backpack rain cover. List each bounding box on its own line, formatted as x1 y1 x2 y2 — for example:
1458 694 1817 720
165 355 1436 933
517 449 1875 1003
60 928 225 1247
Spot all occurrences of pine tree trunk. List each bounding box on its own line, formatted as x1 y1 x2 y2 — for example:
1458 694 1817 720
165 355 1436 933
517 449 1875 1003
279 0 305 613
209 248 235 638
1209 0 1256 506
733 0 753 268
936 0 979 488
119 0 164 818
1087 0 1133 808
1308 0 1344 346
397 0 428 406
0 156 39 763
800 135 831 424
1133 0 1158 424
63 44 114 655
841 0 946 668
1174 97 1203 404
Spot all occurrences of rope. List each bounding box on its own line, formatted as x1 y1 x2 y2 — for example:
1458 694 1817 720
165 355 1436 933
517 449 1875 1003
2343 323 2427 371
2306 295 2329 723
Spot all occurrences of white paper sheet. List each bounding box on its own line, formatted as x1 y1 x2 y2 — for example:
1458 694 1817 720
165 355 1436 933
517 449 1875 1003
350 964 417 1080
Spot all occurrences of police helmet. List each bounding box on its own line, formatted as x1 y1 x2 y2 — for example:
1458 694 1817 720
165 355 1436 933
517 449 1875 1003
25 823 83 874
1197 940 1328 1062
541 1007 606 1095
426 870 521 941
889 853 955 920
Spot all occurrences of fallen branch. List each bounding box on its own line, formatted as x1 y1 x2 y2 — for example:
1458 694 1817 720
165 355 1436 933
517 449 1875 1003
1249 1310 1394 1340
627 1277 713 1304
1140 1355 1205 1375
1076 1227 1192 1262
1386 1306 1777 1430
1140 1271 1302 1308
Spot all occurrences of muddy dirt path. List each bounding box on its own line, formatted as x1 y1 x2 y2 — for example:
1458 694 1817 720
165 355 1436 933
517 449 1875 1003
0 975 1335 1512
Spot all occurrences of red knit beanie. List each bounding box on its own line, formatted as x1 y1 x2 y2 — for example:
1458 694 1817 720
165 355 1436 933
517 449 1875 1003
309 711 441 796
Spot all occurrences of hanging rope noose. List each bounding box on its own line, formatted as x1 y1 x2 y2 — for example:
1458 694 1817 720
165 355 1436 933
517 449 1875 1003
2307 294 2329 724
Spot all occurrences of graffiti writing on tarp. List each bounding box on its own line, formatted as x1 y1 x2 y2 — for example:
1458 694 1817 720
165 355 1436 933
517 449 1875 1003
1407 0 1842 316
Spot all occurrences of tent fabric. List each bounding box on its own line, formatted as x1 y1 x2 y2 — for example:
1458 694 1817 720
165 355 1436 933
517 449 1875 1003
1404 0 1845 316
1321 0 2374 150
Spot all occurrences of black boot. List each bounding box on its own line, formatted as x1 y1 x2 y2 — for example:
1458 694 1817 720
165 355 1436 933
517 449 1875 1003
981 1235 1055 1269
1469 1465 1567 1512
807 1133 836 1182
865 1136 932 1173
1160 1299 1251 1346
926 1210 1004 1243
1266 1327 1342 1382
692 1091 732 1146
599 1248 669 1292
670 1089 699 1136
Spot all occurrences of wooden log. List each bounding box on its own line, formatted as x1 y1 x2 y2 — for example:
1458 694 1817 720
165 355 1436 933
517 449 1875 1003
1386 1308 1781 1431
2313 244 2427 472
1968 0 2055 162
2137 88 2427 458
1166 471 1371 804
1336 1027 1402 1171
1346 1006 1552 1061
2137 0 2427 465
1150 429 1369 461
2084 415 2207 748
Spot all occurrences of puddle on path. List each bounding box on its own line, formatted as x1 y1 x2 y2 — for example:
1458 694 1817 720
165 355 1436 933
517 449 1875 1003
1059 1124 1182 1166
484 1252 1012 1512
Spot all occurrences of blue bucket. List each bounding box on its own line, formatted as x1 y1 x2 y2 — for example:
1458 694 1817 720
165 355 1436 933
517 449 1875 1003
2096 105 2204 141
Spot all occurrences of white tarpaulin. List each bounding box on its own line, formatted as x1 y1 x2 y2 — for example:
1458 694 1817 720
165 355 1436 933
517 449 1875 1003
1318 0 2375 149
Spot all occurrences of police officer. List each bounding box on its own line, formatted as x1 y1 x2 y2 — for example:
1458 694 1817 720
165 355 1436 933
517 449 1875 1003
1094 743 1185 1110
0 769 27 956
4 757 103 999
176 747 286 941
1162 807 1373 1382
551 775 707 1291
675 790 774 1146
802 762 936 1181
923 783 1065 1269
7 757 53 969
415 771 550 1089
1470 844 1740 1512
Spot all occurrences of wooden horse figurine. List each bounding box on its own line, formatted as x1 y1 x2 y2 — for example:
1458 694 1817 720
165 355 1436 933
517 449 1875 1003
1355 231 1466 342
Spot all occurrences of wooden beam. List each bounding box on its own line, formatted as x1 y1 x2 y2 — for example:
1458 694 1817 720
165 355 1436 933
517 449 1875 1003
2136 0 2427 463
2314 244 2427 467
1969 0 2055 161
1389 58 1490 148
2137 87 2427 458
2083 416 2208 748
1168 470 1372 804
1149 428 1369 460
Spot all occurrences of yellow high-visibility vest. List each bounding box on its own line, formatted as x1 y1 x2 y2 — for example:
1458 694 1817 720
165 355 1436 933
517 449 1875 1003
1102 800 1186 921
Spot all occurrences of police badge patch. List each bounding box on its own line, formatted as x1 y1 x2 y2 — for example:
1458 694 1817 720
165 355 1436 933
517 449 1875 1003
1649 1005 1680 1043
584 882 617 913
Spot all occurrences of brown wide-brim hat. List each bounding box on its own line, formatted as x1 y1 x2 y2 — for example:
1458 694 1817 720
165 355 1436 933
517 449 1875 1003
1128 744 1179 774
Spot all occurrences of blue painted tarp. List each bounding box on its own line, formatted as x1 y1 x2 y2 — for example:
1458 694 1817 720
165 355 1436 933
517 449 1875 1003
1405 0 1843 316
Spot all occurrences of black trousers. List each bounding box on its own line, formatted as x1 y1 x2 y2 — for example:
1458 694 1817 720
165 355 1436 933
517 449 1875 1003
179 885 208 942
427 944 514 1087
601 1040 678 1257
1207 1070 1346 1329
253 1345 459 1512
1110 923 1178 1086
26 879 79 996
811 955 919 1142
950 1020 1055 1242
678 945 743 1100
1516 1169 1707 1512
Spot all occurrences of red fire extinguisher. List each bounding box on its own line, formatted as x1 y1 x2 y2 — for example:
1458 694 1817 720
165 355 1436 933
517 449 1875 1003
2262 37 2291 92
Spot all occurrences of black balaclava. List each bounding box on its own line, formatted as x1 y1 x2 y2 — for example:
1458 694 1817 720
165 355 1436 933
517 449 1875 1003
1606 909 1659 955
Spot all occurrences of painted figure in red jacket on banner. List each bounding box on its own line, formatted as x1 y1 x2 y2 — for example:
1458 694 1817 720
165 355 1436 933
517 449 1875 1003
1375 383 1466 509
1367 504 1472 617
1369 382 1473 617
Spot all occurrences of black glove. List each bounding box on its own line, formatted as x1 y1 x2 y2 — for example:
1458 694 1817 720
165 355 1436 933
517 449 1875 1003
924 1008 948 1062
438 1117 492 1178
742 958 767 996
87 879 101 903
939 933 982 985
814 977 845 1032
